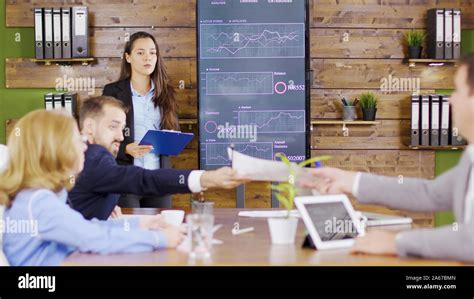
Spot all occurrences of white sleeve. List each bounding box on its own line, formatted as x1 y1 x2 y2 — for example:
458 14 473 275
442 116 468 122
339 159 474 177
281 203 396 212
188 170 206 193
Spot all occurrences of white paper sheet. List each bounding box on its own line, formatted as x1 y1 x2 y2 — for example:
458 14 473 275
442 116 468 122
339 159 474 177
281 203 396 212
228 147 297 182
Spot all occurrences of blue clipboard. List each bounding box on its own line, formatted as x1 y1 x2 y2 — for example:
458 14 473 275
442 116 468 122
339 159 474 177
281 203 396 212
139 130 194 156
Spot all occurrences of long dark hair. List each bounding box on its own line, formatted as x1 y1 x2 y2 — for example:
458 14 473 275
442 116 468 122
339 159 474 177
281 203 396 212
119 31 180 130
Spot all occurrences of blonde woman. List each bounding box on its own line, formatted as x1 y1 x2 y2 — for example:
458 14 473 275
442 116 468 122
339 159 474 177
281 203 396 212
0 110 184 266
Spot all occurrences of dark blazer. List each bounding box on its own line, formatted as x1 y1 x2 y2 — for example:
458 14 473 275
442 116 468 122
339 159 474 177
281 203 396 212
102 79 172 168
69 144 192 220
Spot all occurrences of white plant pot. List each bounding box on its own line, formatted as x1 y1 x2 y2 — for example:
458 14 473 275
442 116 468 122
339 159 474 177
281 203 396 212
267 217 298 245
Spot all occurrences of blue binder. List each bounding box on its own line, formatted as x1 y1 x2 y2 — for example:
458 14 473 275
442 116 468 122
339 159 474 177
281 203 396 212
139 130 194 156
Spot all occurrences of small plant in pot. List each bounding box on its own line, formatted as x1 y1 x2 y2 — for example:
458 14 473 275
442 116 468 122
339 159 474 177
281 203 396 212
405 30 425 59
268 154 332 245
359 92 378 121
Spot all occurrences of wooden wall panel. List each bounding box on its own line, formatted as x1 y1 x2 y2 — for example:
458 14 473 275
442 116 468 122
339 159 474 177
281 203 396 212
91 28 196 58
7 58 453 91
5 58 197 89
312 59 456 89
75 88 198 119
6 0 196 27
311 29 417 59
311 149 435 178
312 0 474 29
312 120 411 149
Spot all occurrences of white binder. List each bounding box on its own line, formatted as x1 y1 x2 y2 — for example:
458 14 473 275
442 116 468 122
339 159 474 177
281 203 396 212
440 95 450 146
411 94 420 146
53 8 62 58
62 8 72 59
421 95 430 146
44 8 53 59
429 95 440 146
453 9 461 59
34 8 44 59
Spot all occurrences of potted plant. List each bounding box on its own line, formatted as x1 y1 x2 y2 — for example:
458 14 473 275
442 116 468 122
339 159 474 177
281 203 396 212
268 154 332 244
359 92 378 121
405 30 425 59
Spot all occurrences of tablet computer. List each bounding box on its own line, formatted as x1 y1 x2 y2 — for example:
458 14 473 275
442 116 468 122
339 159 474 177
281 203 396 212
295 195 362 250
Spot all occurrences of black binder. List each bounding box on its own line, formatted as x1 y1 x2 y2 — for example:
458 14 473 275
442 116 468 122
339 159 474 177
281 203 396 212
72 7 89 58
429 95 440 146
427 8 445 59
410 94 420 146
34 8 44 59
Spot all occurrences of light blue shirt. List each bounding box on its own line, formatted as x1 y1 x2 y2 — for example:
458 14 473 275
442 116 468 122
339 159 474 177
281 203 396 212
3 188 167 266
131 81 161 170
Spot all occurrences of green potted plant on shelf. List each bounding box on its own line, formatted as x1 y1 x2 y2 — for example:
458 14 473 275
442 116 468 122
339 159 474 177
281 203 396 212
405 30 425 59
267 154 331 244
359 92 378 121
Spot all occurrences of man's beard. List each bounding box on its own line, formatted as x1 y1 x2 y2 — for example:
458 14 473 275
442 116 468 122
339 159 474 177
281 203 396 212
110 145 119 158
93 136 120 158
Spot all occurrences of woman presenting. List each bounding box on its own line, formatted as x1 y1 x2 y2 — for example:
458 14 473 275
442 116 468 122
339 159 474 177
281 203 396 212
103 31 180 208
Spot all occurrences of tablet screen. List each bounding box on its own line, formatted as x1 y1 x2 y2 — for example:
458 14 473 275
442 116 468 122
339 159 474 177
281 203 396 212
305 202 359 241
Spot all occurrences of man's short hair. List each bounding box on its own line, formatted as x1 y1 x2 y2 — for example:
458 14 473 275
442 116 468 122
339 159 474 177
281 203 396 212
79 96 128 129
459 53 474 95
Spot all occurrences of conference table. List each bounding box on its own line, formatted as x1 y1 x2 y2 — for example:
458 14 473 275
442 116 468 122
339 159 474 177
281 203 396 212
63 208 468 266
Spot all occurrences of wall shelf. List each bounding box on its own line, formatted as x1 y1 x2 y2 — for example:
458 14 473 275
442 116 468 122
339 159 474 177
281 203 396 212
406 59 458 68
311 120 380 125
179 119 197 130
409 145 466 151
310 120 380 137
30 58 95 66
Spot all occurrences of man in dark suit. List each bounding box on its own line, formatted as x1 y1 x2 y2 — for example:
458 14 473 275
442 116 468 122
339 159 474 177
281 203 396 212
69 96 248 220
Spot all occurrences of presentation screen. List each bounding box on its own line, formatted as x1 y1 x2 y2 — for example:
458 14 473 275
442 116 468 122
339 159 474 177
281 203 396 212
197 0 310 170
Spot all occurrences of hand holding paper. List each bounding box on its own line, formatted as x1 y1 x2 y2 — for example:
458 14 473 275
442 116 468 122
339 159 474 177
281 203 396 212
227 147 331 195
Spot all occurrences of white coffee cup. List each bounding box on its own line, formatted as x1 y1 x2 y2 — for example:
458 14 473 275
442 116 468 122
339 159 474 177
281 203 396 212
161 210 185 227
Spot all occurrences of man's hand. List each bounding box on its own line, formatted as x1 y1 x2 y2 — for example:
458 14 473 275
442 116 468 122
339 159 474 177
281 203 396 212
299 167 358 195
139 214 168 230
109 205 122 219
126 141 153 158
161 225 186 248
200 167 250 189
350 230 398 256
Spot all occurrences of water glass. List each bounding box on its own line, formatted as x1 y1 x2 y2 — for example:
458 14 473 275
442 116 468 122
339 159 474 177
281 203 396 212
186 214 214 259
